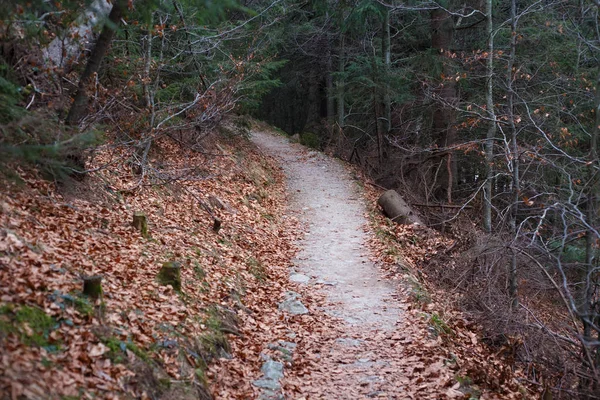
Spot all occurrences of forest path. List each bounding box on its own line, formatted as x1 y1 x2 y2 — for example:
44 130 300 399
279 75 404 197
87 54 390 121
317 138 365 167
251 130 403 329
250 131 453 399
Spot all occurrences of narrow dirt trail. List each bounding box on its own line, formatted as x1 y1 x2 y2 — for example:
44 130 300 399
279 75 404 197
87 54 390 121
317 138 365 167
251 131 402 329
251 131 458 399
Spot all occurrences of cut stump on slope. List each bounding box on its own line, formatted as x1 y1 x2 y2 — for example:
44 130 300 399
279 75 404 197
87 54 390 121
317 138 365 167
83 275 103 299
158 261 182 292
132 211 149 238
213 217 222 233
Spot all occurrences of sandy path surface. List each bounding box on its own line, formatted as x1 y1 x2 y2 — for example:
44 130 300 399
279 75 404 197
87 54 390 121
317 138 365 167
250 131 462 399
251 131 403 329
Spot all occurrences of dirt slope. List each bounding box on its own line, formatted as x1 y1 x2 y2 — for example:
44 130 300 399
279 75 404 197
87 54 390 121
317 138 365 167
0 133 298 399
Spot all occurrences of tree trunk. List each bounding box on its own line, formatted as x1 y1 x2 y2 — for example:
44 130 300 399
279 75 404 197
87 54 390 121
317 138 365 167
483 0 496 233
371 54 384 166
65 1 123 126
378 190 423 225
143 16 153 108
326 11 335 123
374 94 384 166
383 7 391 133
582 68 600 385
172 0 208 91
430 7 456 202
337 34 345 128
305 69 321 130
507 0 519 309
326 58 335 122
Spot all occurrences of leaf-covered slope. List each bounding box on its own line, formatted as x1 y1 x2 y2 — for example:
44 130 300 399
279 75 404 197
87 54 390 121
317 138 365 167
0 132 298 399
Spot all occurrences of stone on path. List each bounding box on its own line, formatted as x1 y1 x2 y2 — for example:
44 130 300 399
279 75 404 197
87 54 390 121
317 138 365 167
254 359 285 399
253 379 280 391
278 291 309 315
335 338 363 347
278 298 309 315
290 273 310 284
261 360 284 381
315 279 337 286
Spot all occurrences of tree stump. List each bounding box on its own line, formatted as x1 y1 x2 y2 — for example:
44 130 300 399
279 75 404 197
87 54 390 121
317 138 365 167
83 275 103 300
157 261 182 292
213 217 222 233
132 211 149 238
377 190 423 225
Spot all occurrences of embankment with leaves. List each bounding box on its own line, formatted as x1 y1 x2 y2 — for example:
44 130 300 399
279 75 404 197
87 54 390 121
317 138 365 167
0 126 300 398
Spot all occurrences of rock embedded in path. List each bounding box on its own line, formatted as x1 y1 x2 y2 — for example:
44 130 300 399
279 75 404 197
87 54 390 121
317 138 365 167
282 290 299 300
315 278 337 286
253 359 285 398
289 273 310 284
278 298 309 315
261 360 284 381
278 291 309 314
253 378 280 391
268 341 296 361
278 340 297 350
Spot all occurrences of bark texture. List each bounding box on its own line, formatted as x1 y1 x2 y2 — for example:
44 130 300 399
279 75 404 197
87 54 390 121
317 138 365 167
132 211 149 238
83 275 103 299
157 261 182 292
65 1 123 126
378 190 423 225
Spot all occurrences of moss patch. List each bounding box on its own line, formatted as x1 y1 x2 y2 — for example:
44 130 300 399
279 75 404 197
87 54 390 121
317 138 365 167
0 304 57 347
427 312 453 337
246 257 267 282
61 293 95 317
194 305 238 369
101 335 152 364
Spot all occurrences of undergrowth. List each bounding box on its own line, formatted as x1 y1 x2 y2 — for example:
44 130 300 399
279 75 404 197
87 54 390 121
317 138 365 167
0 304 57 348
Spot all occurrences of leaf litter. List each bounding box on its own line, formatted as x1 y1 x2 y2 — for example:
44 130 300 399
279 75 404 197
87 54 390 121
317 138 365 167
0 125 531 399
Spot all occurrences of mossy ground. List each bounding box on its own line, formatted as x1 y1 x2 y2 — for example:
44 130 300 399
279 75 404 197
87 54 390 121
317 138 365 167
0 304 57 347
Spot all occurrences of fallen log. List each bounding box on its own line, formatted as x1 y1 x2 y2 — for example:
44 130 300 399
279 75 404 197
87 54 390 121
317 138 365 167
377 190 423 225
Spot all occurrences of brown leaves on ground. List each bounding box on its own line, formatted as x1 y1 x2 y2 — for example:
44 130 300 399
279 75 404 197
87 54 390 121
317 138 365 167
1 128 532 400
359 181 534 399
0 133 300 399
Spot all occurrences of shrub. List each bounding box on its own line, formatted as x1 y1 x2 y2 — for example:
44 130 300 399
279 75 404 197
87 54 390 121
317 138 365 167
0 62 103 182
300 132 320 149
